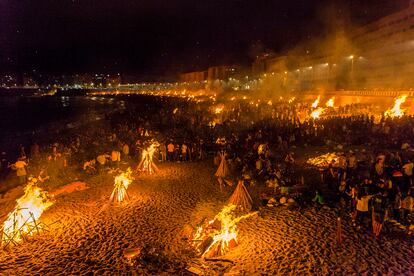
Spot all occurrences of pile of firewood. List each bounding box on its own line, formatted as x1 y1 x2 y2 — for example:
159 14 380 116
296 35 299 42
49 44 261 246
228 180 253 211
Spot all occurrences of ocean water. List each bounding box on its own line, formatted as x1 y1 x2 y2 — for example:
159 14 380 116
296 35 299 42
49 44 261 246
0 95 126 153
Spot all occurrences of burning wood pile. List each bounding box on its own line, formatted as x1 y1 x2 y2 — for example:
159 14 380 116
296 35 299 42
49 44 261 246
110 167 134 203
310 107 325 119
309 96 324 120
192 204 256 257
384 95 407 118
137 142 160 174
325 97 335 108
1 184 54 247
308 96 335 120
213 104 224 114
306 152 342 168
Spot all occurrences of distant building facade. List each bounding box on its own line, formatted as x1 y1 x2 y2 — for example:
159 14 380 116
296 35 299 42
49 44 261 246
180 71 207 82
254 1 414 91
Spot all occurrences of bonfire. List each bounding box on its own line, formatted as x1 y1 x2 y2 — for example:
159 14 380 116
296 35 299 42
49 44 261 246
213 104 224 114
306 152 342 168
1 184 54 246
192 204 256 257
310 107 325 119
326 97 335 108
110 168 134 203
384 95 407 118
137 142 160 174
311 96 320 108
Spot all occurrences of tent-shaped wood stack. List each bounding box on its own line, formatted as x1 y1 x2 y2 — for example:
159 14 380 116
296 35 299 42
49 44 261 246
215 151 229 178
228 180 253 211
214 151 232 189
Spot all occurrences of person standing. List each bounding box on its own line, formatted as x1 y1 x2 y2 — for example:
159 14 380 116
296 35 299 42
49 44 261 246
14 158 28 185
181 143 188 161
160 142 167 162
122 143 130 161
402 159 413 188
356 189 375 228
167 142 174 161
111 149 121 169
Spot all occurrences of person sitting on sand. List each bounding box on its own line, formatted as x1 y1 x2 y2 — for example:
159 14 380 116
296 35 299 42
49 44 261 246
83 159 96 173
96 153 110 172
37 169 50 183
312 189 325 205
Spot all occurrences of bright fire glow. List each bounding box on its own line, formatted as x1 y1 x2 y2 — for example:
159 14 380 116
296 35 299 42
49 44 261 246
326 97 335 108
2 184 54 243
141 143 159 174
311 96 320 108
288 97 296 103
310 107 325 119
307 152 342 168
384 95 407 118
192 204 255 257
110 168 134 203
214 105 224 114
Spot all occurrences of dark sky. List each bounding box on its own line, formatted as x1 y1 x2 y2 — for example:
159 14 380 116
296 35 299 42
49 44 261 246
0 0 409 76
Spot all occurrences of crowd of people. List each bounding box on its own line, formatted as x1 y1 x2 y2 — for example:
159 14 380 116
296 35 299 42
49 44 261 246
0 95 413 237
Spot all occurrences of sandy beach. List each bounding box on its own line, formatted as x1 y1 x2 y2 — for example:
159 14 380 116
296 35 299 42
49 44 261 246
0 160 413 275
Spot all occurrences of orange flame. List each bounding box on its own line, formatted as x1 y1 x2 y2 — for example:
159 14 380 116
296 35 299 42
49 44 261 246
110 168 134 203
214 105 224 114
326 97 335 108
2 184 54 243
311 96 320 108
310 107 325 119
384 95 407 118
193 204 255 257
141 143 159 174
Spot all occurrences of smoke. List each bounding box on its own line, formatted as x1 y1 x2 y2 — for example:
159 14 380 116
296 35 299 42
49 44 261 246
254 1 414 97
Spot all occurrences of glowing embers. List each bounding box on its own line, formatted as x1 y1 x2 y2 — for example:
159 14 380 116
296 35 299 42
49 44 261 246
306 152 342 168
384 95 407 118
192 204 256 257
137 142 160 174
213 104 225 114
110 168 134 203
1 184 54 246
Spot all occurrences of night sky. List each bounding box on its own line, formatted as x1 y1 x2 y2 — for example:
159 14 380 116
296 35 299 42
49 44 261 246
0 0 408 77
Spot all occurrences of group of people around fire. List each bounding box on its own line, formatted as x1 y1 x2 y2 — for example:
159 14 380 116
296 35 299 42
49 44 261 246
0 95 413 237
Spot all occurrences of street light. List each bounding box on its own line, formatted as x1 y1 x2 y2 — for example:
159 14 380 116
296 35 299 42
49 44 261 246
349 55 354 73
